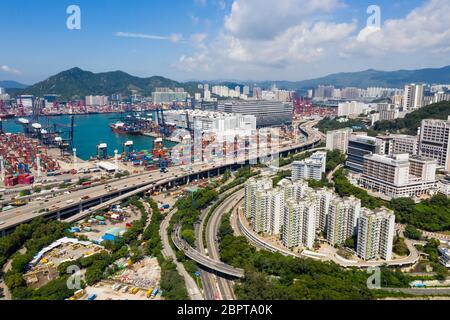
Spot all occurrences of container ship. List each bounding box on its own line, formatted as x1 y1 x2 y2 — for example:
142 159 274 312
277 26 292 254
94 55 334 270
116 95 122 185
109 121 142 136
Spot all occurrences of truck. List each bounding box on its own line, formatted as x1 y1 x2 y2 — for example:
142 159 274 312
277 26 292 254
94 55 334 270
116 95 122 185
74 289 85 299
87 293 97 301
151 288 159 299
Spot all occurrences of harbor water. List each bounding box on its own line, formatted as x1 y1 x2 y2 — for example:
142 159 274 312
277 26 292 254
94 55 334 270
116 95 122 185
1 113 177 160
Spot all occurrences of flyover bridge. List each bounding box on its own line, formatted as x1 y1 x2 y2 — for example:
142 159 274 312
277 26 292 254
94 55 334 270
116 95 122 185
172 224 245 279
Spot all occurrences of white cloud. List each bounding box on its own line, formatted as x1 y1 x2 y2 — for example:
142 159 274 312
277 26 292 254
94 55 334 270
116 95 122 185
175 0 450 79
115 32 183 43
224 0 342 40
190 14 200 25
0 65 20 74
194 0 207 7
175 0 354 73
344 0 450 56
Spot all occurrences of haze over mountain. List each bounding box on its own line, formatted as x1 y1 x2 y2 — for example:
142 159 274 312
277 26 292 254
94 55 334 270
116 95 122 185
20 67 200 100
16 65 450 99
0 80 28 89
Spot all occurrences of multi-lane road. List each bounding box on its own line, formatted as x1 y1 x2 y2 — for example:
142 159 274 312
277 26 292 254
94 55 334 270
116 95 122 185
0 120 323 236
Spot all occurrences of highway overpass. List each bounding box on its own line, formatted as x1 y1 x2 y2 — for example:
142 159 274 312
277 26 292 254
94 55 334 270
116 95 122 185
172 224 245 279
0 121 322 236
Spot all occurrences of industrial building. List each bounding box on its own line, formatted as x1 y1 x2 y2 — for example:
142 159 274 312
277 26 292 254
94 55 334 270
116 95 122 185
218 100 293 127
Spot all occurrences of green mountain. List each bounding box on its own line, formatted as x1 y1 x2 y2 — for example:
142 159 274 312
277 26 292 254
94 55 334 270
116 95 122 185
21 67 200 100
254 65 450 91
0 80 28 89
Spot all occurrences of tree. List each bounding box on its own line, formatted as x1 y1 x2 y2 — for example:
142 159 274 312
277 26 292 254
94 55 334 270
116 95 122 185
4 271 26 290
392 237 409 256
404 225 422 240
344 236 356 250
181 229 195 247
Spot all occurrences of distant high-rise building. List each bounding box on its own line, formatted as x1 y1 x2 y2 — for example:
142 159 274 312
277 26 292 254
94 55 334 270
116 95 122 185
357 208 395 261
152 88 187 104
338 101 369 117
326 128 353 154
419 117 450 171
243 85 250 96
315 85 334 99
403 84 424 110
341 87 361 100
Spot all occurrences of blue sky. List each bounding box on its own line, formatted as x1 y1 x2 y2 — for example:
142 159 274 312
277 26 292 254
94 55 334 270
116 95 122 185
1 0 449 84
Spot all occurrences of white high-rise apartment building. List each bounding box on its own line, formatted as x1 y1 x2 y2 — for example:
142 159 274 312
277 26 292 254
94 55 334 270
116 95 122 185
292 151 327 182
245 177 395 261
419 117 450 172
326 196 361 246
326 128 353 154
244 177 272 219
338 101 369 117
270 190 285 235
357 208 395 261
282 198 316 250
403 84 424 110
253 191 272 233
315 188 333 232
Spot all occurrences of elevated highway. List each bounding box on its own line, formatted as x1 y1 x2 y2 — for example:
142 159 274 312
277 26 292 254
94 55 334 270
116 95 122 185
172 224 245 279
1 121 322 236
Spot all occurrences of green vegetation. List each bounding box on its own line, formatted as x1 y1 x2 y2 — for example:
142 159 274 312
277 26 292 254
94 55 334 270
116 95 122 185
142 198 189 300
172 187 218 247
404 225 423 240
159 258 189 300
21 67 202 100
222 169 231 184
391 195 450 232
374 101 450 135
308 178 333 189
19 190 31 197
333 169 388 209
392 237 409 257
278 152 311 167
325 150 346 173
272 170 292 187
317 117 368 133
114 170 130 179
219 167 260 194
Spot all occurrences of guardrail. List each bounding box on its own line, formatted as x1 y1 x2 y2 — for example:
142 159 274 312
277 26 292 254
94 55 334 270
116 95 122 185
172 224 245 279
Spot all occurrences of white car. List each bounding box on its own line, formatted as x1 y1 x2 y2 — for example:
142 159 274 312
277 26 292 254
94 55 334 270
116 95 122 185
0 221 5 226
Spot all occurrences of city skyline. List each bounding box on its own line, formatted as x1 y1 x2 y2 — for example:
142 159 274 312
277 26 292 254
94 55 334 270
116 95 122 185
1 0 450 84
